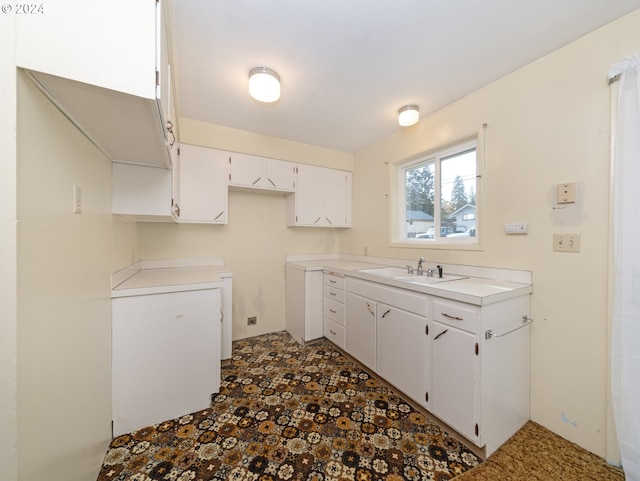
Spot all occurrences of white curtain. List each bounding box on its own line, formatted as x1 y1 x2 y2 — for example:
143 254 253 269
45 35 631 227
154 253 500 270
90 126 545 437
610 54 640 481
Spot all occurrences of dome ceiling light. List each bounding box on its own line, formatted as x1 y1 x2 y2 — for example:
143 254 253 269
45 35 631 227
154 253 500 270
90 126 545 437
398 104 419 127
248 66 281 103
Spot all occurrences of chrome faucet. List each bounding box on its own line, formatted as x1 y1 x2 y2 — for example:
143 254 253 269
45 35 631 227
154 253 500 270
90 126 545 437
417 257 425 276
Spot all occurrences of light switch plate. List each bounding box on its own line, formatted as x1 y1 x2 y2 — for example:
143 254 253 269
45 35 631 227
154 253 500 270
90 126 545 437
553 233 580 252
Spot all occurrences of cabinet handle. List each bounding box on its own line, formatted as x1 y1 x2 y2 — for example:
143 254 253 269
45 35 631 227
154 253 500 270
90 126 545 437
330 280 337 284
214 211 225 220
314 217 321 224
434 329 448 340
381 309 391 318
166 120 176 148
252 176 262 185
442 312 464 321
325 217 332 225
329 309 337 314
330 292 337 296
329 329 337 335
267 177 276 187
366 303 375 316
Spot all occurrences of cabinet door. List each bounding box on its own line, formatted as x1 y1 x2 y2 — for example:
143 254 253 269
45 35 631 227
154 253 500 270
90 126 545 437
265 158 296 192
112 289 221 436
378 304 427 407
228 152 265 188
430 321 477 441
345 293 377 372
293 164 325 225
324 169 351 227
178 144 228 223
112 162 175 221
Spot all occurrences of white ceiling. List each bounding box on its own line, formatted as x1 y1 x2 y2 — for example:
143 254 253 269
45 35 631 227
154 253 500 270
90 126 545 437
170 0 640 153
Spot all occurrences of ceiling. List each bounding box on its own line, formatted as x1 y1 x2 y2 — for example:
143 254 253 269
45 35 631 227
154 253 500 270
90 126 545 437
170 0 640 153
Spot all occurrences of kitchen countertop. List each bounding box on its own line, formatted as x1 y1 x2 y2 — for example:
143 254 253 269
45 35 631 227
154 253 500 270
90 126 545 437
286 258 532 306
112 260 232 298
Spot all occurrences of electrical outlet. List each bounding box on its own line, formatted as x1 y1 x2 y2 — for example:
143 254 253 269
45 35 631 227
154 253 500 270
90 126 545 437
247 316 257 326
553 233 581 253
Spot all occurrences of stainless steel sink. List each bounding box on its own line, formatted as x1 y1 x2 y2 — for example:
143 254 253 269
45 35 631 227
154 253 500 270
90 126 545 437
358 267 465 284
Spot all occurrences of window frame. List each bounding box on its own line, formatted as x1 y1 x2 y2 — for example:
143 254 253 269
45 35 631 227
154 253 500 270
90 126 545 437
389 134 484 250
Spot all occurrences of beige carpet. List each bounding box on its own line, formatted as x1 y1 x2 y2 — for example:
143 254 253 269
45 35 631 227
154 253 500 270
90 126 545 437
454 421 625 481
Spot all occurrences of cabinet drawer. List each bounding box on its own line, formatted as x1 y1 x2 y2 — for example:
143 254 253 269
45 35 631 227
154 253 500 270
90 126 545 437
433 300 477 333
324 273 345 290
324 297 345 325
324 284 345 303
323 318 345 349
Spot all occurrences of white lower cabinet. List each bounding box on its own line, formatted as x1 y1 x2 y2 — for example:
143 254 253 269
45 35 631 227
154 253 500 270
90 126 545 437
346 278 428 381
323 273 346 349
430 320 476 440
342 276 530 456
378 303 428 409
112 288 221 436
345 292 378 372
285 266 323 345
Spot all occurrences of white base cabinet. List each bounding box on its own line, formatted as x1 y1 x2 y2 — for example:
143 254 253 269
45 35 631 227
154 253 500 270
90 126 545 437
345 292 378 372
430 320 476 440
112 288 221 436
378 303 429 409
343 276 530 456
285 266 323 345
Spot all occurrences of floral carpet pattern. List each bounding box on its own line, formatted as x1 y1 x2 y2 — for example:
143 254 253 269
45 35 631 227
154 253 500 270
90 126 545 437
98 331 481 481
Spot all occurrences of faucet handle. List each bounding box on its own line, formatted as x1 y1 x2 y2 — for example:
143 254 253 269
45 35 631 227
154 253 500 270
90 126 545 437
406 265 414 274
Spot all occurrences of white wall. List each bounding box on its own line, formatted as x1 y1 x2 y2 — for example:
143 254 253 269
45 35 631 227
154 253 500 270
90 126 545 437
138 120 352 339
0 10 18 481
15 71 115 481
341 9 640 459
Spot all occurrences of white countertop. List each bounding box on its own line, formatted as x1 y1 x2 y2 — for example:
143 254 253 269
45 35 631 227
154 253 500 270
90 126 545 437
286 258 532 306
112 261 232 298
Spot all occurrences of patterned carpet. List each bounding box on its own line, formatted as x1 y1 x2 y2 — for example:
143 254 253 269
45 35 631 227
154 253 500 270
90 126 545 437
97 331 482 481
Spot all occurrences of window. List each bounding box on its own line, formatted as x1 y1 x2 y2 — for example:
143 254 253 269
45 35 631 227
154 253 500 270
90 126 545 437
394 138 479 245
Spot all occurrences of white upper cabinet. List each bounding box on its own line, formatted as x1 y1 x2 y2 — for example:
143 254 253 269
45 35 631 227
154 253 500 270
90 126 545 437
178 144 228 224
16 0 175 169
287 164 352 227
112 162 178 222
228 153 296 193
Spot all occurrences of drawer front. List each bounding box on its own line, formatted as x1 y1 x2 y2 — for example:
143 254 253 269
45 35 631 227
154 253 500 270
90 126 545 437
433 300 477 332
324 284 345 303
324 273 345 290
324 297 345 326
323 318 345 349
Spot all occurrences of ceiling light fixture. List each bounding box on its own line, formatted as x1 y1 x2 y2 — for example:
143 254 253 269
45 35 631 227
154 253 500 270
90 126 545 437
398 104 419 127
249 67 281 103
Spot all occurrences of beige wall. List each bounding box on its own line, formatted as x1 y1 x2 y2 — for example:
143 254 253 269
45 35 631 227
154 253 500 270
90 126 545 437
1 11 18 481
342 9 640 459
15 71 117 481
138 122 352 339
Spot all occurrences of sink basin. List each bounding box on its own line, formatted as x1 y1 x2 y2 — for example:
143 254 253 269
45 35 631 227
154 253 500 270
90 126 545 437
358 267 409 277
358 267 465 284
